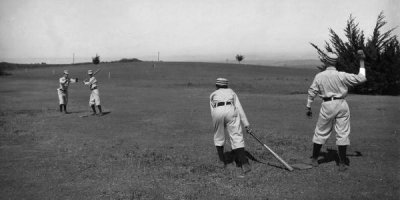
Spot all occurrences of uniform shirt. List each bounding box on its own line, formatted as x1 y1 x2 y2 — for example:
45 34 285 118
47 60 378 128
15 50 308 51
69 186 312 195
210 88 250 127
59 77 70 91
307 66 367 106
84 77 98 90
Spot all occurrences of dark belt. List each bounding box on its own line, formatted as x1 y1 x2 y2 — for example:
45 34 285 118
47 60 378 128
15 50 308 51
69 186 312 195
323 97 344 102
216 102 232 107
91 87 97 90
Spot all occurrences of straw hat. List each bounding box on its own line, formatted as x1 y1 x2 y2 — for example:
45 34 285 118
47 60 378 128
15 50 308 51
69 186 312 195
216 78 229 86
325 52 338 65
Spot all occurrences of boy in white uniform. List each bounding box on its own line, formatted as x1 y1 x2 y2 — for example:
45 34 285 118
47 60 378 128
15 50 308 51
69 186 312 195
83 70 103 115
306 51 367 171
210 78 252 177
57 70 78 113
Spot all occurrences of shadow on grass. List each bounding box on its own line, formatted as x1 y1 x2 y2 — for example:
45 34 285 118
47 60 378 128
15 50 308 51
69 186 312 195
225 150 294 170
100 111 111 116
77 111 111 117
318 149 362 166
66 110 87 114
223 150 266 166
222 149 363 170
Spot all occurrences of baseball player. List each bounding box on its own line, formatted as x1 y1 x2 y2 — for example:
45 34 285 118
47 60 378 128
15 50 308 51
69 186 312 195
83 70 103 115
210 78 252 177
57 70 78 114
306 50 367 171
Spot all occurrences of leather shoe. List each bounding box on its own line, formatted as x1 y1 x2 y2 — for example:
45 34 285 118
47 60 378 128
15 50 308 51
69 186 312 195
308 158 318 167
338 163 348 172
242 163 251 174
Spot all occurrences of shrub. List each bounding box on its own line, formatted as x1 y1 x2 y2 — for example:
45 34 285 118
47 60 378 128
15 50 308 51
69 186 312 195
310 12 400 95
236 54 244 64
92 54 100 65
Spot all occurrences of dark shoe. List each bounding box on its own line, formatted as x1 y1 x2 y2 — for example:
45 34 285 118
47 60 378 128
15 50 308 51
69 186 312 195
90 112 97 116
308 158 319 167
217 162 227 169
312 143 322 159
91 105 96 114
97 105 103 113
242 163 251 174
215 146 226 168
237 168 246 178
338 163 348 172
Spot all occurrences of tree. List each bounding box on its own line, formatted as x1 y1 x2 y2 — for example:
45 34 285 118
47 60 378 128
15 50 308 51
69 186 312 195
236 54 244 64
310 12 400 95
92 54 100 65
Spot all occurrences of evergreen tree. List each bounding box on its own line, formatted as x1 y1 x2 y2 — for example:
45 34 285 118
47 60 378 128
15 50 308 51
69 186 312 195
92 54 100 65
311 12 399 95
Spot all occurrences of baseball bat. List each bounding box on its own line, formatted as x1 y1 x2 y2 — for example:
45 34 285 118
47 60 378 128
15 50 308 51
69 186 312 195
248 130 294 171
92 68 102 76
83 68 101 82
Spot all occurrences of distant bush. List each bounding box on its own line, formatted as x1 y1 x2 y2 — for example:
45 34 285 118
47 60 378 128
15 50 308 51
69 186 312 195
236 54 244 64
118 58 142 63
92 54 100 65
310 12 400 95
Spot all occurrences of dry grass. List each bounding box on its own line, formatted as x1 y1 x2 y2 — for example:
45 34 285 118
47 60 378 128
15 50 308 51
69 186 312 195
0 62 399 200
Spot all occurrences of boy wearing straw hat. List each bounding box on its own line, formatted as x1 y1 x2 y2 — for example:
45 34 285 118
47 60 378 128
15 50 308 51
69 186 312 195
306 50 367 171
83 70 103 115
57 70 78 113
210 78 252 177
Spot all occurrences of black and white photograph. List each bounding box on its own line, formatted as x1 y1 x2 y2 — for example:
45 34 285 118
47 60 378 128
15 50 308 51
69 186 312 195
0 0 399 199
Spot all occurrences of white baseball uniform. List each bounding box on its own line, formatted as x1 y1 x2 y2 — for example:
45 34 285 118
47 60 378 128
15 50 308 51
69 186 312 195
84 77 100 106
307 66 366 145
210 88 249 150
57 77 77 105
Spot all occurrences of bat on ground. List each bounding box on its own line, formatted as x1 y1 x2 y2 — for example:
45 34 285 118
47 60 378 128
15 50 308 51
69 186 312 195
247 130 294 171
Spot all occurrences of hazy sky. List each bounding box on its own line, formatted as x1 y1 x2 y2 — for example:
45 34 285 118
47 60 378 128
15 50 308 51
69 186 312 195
0 0 399 63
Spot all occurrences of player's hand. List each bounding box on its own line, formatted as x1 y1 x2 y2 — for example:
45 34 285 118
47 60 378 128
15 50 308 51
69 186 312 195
306 107 312 119
245 126 253 134
357 50 366 59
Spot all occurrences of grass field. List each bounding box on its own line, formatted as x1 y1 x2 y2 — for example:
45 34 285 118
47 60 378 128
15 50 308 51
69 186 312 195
0 62 399 200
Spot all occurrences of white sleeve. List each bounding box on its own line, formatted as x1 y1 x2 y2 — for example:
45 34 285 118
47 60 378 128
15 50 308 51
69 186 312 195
359 68 366 76
234 93 249 127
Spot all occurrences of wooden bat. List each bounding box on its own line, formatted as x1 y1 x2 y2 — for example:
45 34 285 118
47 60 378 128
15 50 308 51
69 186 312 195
248 130 294 171
92 68 102 76
84 68 101 82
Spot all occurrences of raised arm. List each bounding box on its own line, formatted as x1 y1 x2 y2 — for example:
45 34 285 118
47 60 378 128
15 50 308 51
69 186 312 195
358 50 367 79
342 50 367 86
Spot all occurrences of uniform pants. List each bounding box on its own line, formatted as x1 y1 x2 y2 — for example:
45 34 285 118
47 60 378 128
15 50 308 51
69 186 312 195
89 89 100 106
313 99 351 146
57 89 68 105
212 105 244 150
